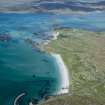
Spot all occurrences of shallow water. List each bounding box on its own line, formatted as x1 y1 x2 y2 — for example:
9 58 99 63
0 39 61 105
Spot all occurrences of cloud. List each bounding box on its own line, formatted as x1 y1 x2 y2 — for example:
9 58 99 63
0 0 105 13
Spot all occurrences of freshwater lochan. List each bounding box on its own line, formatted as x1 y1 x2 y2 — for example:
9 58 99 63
0 11 105 105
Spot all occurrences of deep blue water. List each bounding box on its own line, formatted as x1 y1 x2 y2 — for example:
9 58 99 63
0 12 105 35
0 11 105 105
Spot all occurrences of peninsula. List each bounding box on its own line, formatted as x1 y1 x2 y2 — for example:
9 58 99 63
42 28 105 105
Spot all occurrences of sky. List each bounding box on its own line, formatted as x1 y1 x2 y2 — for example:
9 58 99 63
0 0 104 13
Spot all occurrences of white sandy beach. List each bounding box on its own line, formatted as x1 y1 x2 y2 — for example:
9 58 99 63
52 32 60 40
47 31 69 95
51 53 70 95
43 31 60 45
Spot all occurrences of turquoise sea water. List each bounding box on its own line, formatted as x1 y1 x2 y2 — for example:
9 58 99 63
0 39 60 105
0 12 105 105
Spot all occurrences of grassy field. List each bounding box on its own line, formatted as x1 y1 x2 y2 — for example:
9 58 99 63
41 28 105 105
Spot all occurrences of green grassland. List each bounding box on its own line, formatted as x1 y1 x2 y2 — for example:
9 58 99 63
41 28 105 105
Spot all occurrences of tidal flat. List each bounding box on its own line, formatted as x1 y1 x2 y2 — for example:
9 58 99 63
43 28 105 105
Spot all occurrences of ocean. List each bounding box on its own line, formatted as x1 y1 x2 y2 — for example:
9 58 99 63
0 38 61 105
0 12 105 105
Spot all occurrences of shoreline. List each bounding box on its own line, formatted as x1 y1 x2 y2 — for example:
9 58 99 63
14 93 26 105
36 30 70 96
51 53 70 95
43 31 60 45
44 30 70 95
